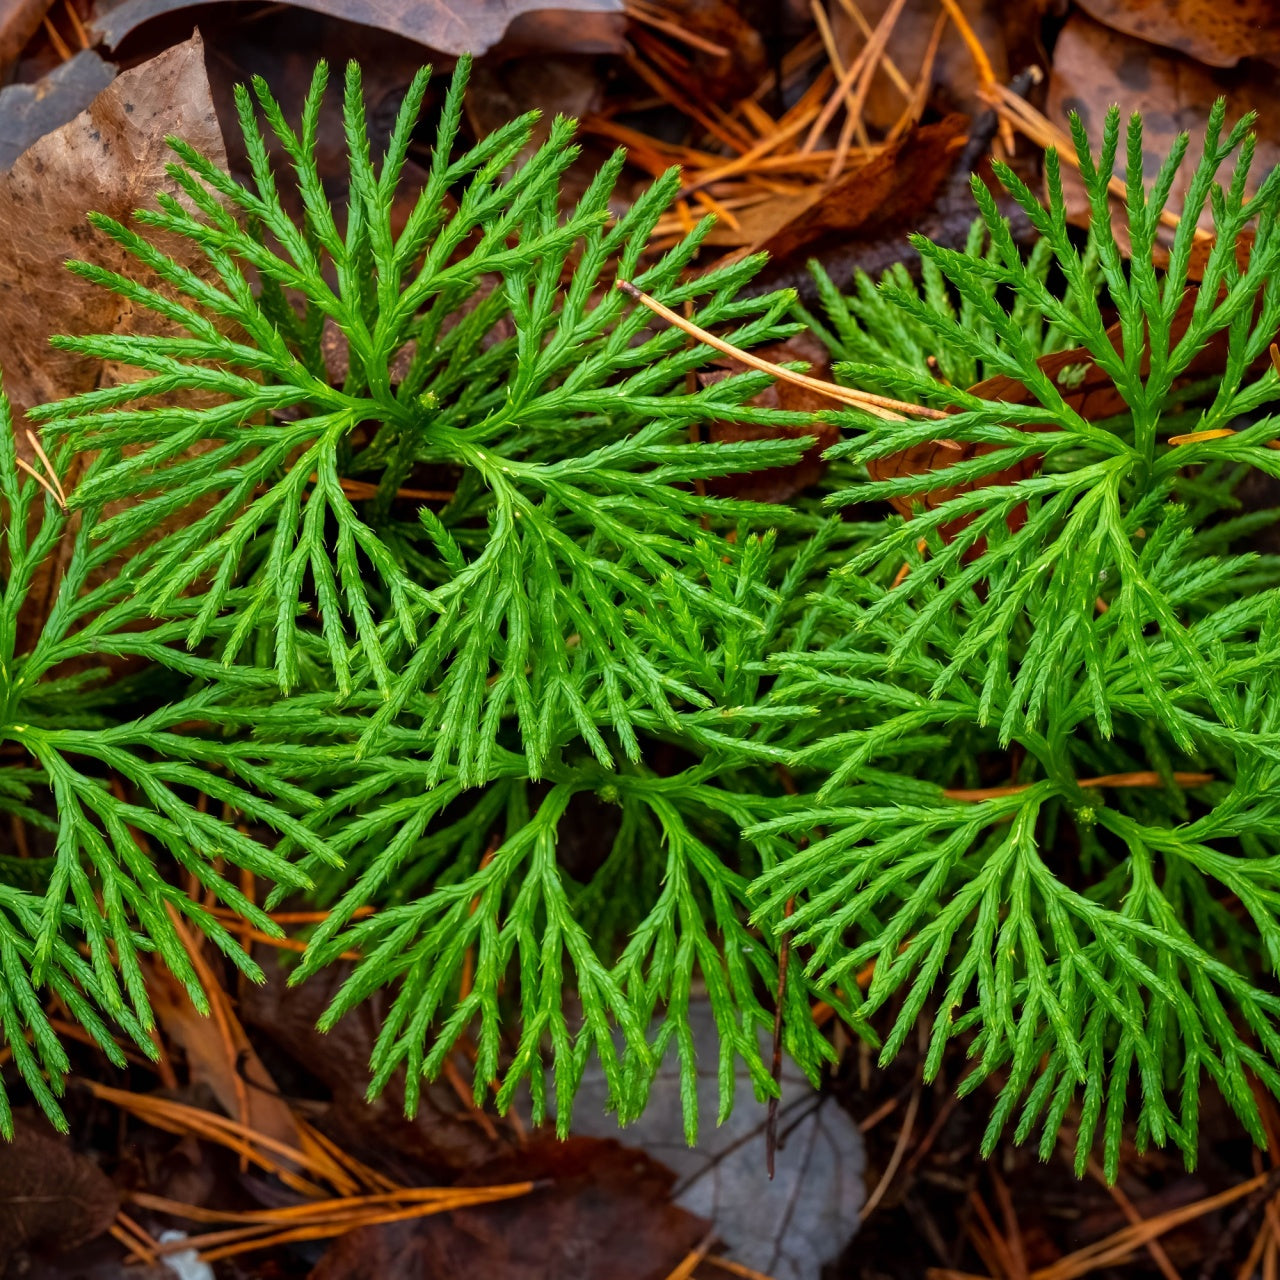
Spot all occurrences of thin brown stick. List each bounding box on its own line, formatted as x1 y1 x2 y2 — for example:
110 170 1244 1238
833 0 911 98
15 457 65 509
624 0 730 58
703 1256 779 1280
88 1083 336 1189
886 8 947 143
968 1186 1021 1280
1031 1173 1269 1280
1168 426 1280 450
41 12 72 59
803 0 908 160
297 1118 402 1196
110 1223 155 1265
980 81 1210 242
616 281 944 420
935 0 1013 153
111 1212 160 1265
859 1082 921 1222
62 0 89 48
24 430 68 506
1084 1160 1180 1280
1239 1221 1272 1280
857 1092 902 1134
130 1183 533 1228
811 0 868 149
191 1193 534 1262
989 1169 1029 1280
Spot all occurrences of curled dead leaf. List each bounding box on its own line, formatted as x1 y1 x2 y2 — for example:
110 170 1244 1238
707 115 968 255
89 0 625 57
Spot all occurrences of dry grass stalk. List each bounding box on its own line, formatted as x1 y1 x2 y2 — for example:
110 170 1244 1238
616 280 944 420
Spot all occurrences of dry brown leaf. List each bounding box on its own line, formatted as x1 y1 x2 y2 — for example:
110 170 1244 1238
0 51 117 174
1047 12 1280 239
0 32 224 426
0 1113 119 1271
0 33 225 647
700 334 840 503
89 0 624 57
710 114 968 257
144 949 304 1161
1073 0 1280 68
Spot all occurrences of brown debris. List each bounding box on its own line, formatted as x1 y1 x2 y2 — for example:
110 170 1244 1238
0 1113 119 1271
1073 0 1280 68
1046 11 1280 239
0 0 56 79
89 0 626 57
0 32 224 428
309 1137 710 1280
719 114 969 260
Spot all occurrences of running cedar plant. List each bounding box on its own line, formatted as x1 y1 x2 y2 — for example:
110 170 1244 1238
772 100 1280 1178
2 54 858 1142
4 54 1280 1180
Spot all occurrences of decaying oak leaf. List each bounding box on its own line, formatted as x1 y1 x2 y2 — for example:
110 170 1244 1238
1073 0 1280 68
89 0 624 57
700 334 840 504
0 1113 118 1271
0 33 225 649
706 115 968 254
0 32 225 427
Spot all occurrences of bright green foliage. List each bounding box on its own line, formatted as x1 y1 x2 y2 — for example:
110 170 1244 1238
797 215 1100 390
777 100 1280 1177
6 54 1280 1178
5 56 853 1140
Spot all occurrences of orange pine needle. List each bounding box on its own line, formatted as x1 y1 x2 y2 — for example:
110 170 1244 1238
616 280 944 420
944 770 1213 802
